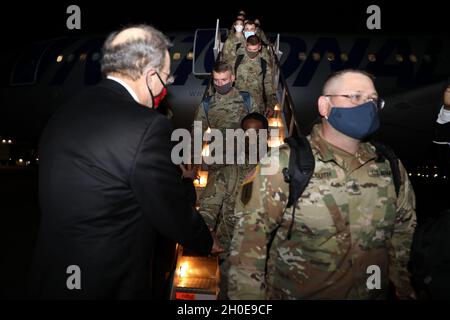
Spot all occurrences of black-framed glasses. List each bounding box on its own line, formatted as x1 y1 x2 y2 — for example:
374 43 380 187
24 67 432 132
324 94 385 110
157 71 175 86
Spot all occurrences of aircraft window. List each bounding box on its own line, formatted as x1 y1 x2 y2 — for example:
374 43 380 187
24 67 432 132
79 53 88 61
368 54 377 62
327 52 335 62
92 53 101 61
340 53 349 62
56 55 64 63
67 54 75 62
409 54 418 63
173 52 181 60
10 42 51 86
312 53 321 61
298 52 307 61
187 52 194 60
395 54 404 63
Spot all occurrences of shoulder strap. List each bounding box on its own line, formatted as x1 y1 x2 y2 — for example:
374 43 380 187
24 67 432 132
370 141 401 197
201 95 213 129
260 58 267 101
236 43 242 52
283 135 315 240
260 58 267 80
234 54 245 76
238 91 252 113
284 135 316 208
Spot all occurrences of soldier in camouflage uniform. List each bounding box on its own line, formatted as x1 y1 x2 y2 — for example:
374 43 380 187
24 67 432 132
228 70 417 300
192 61 259 144
211 113 269 299
222 18 246 64
234 35 277 117
223 20 272 67
242 20 273 66
191 61 259 297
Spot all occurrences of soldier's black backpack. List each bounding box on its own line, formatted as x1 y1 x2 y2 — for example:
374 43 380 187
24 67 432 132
282 135 401 240
201 91 252 128
408 209 450 299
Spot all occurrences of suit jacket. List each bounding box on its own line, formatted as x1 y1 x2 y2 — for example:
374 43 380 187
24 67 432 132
30 79 212 299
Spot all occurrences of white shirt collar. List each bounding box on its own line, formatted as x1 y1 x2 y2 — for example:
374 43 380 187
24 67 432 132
107 76 140 103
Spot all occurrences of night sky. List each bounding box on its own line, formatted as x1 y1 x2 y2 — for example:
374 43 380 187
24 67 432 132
1 0 448 46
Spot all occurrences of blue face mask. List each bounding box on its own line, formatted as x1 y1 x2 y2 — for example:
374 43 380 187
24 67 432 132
244 31 255 39
325 101 380 140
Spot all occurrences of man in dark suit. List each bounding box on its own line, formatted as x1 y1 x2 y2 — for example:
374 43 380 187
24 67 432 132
30 25 213 299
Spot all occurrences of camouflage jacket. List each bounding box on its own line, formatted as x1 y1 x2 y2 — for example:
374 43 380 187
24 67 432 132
234 48 277 113
192 88 259 134
222 33 246 64
191 88 259 166
228 124 417 299
199 163 256 259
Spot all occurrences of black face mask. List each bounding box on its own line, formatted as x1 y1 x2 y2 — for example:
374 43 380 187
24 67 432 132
214 81 233 95
246 49 259 59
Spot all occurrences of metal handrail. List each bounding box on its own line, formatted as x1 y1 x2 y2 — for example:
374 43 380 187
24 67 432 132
269 44 300 138
200 20 224 101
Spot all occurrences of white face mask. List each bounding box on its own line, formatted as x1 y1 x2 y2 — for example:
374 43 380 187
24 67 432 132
234 25 244 33
244 31 255 39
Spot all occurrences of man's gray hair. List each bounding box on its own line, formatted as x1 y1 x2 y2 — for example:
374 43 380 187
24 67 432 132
101 24 172 80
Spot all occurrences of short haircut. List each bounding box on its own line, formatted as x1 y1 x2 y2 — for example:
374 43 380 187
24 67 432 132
244 20 256 27
213 61 233 75
246 35 261 46
241 112 269 130
101 24 172 80
322 69 375 94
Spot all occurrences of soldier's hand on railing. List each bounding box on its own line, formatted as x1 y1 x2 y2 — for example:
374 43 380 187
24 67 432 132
265 107 275 118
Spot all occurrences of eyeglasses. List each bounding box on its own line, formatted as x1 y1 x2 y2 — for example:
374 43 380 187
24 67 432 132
157 71 175 86
324 94 385 110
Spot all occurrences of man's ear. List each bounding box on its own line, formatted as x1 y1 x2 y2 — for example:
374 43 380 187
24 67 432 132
144 69 157 87
318 96 331 118
231 74 236 83
145 69 156 79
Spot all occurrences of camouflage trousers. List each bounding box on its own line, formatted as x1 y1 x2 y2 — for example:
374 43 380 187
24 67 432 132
199 165 255 254
218 258 231 299
198 164 255 298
